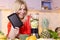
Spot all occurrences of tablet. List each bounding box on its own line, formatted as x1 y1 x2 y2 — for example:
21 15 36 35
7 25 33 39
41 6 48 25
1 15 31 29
7 13 23 28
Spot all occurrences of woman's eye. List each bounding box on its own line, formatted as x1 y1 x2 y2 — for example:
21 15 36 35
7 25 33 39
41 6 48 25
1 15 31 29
23 9 26 10
19 8 26 11
19 9 21 10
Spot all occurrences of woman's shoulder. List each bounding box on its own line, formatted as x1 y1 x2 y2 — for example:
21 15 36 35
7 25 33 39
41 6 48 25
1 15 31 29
22 15 31 23
25 15 31 20
8 22 11 24
7 22 11 27
26 14 31 18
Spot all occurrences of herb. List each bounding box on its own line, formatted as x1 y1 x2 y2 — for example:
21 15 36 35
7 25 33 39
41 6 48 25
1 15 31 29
47 29 59 39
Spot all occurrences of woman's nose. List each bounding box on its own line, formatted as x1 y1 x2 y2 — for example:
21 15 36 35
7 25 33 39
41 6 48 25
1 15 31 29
21 10 25 13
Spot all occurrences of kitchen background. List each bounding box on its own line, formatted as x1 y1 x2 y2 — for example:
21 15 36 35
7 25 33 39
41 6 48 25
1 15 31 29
0 0 60 35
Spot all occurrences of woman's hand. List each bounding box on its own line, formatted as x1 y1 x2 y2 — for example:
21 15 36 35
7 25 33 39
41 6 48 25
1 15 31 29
14 27 19 35
8 26 19 39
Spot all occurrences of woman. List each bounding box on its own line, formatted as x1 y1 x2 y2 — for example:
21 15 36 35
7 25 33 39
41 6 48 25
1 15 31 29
7 0 31 39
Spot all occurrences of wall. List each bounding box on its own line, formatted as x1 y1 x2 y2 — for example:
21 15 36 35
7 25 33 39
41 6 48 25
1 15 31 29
0 0 41 10
0 0 60 10
24 0 41 10
39 12 60 31
0 10 2 30
51 0 60 10
1 9 13 35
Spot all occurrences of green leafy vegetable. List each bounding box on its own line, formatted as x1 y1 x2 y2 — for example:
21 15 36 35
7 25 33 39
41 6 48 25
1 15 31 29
47 29 58 39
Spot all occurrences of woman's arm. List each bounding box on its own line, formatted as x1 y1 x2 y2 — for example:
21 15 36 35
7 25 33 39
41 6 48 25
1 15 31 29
8 26 19 39
7 22 19 39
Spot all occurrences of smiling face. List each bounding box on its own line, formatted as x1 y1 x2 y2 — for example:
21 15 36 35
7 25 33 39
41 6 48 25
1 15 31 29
17 4 27 19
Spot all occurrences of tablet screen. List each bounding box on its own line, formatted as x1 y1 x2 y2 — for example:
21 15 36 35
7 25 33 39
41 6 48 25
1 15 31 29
7 13 23 28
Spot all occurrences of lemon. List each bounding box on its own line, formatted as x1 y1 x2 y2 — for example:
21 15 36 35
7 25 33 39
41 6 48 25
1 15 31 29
0 34 7 40
0 34 6 38
26 35 37 40
26 37 29 40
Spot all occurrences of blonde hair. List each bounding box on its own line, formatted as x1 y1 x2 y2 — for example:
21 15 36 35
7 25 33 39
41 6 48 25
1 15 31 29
12 0 28 12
